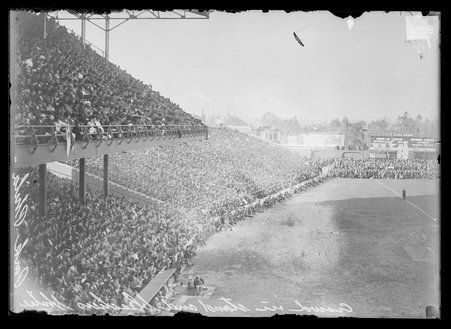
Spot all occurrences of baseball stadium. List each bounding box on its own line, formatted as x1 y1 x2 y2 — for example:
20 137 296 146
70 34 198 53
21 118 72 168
10 11 440 318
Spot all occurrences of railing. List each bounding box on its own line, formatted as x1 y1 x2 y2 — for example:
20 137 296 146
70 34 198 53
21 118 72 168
14 124 208 152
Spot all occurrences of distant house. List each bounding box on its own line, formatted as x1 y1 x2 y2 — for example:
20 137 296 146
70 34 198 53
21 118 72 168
251 127 281 143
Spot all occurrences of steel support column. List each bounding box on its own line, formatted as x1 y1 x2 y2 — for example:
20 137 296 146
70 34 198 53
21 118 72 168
79 158 86 205
105 16 110 60
38 163 47 217
81 15 86 48
103 154 109 197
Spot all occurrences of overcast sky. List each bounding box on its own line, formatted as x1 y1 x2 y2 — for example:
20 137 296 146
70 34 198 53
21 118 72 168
55 10 439 124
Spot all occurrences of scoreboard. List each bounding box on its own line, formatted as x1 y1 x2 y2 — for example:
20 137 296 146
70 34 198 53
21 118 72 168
369 135 436 152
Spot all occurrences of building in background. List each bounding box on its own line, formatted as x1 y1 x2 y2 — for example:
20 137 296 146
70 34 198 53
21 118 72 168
287 134 298 145
251 127 281 143
283 131 345 150
214 117 224 127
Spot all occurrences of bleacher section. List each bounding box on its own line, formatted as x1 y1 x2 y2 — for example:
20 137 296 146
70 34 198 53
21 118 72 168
48 162 166 207
13 12 202 127
12 12 208 168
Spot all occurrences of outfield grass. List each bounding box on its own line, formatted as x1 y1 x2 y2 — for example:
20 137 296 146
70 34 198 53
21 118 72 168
176 178 440 318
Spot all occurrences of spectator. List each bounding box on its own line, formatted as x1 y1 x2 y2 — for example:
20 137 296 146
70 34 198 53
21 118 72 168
194 275 205 291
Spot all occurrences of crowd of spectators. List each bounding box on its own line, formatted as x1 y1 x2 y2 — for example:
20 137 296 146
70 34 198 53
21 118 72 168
17 128 323 314
314 157 438 179
16 123 439 315
13 12 202 131
17 167 207 314
69 128 319 221
23 133 440 316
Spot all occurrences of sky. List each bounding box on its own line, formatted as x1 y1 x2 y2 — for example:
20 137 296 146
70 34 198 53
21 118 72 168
54 10 440 125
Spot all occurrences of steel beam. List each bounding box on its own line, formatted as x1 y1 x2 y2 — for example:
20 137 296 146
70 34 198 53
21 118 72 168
14 134 206 169
46 9 209 73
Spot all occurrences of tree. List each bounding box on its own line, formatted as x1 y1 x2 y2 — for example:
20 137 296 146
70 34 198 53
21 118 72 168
419 117 437 138
341 116 350 148
329 118 342 131
369 118 389 131
282 116 301 134
412 114 424 135
260 112 281 128
394 111 416 134
342 116 349 128
223 114 248 126
347 121 366 150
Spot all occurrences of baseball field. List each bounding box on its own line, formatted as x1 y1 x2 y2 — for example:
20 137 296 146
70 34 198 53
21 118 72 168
176 177 440 318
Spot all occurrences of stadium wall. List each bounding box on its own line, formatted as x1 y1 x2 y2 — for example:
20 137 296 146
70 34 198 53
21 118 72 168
288 148 364 159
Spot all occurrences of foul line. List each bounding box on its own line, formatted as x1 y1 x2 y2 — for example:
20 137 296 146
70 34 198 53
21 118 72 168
374 179 437 222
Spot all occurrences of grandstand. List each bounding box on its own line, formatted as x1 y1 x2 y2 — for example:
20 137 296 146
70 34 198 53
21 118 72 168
10 11 211 313
11 11 324 315
12 12 208 213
